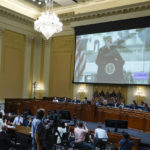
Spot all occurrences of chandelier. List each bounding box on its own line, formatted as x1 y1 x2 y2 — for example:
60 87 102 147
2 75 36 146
34 0 63 40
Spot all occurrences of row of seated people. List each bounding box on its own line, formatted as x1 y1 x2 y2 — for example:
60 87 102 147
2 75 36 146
44 95 150 112
0 108 135 150
94 98 150 112
93 90 123 100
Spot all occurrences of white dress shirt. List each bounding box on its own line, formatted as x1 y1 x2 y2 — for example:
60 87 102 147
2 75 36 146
13 116 23 125
94 128 108 141
56 127 67 144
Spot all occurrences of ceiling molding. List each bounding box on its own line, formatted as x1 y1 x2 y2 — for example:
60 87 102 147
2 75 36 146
60 1 150 25
0 6 34 25
0 1 150 38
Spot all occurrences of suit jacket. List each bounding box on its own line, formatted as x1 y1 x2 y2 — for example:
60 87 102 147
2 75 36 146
72 100 80 104
0 131 12 150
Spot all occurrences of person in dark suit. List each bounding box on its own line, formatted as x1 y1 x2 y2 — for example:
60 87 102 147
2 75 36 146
0 125 13 150
130 100 138 109
113 99 119 108
72 97 80 104
143 103 150 112
96 36 125 83
63 97 71 103
119 132 134 150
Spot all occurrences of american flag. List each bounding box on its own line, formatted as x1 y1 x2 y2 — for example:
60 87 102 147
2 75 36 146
74 39 87 79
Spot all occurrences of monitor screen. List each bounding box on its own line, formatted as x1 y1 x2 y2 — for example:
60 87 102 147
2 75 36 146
105 119 128 129
73 16 150 85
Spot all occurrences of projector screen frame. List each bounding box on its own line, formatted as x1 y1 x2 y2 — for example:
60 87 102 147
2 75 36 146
73 16 150 86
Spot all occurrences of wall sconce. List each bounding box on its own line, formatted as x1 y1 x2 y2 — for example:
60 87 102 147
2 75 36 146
78 85 86 100
135 87 145 105
32 81 44 99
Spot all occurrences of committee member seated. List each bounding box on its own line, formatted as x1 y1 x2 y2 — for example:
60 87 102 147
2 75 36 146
74 121 94 149
12 114 23 125
93 125 108 147
72 97 80 104
143 103 150 112
113 99 119 108
119 101 125 109
130 100 138 109
53 97 59 102
64 97 71 103
119 132 134 150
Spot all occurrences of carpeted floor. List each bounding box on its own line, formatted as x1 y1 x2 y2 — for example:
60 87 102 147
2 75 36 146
82 121 150 150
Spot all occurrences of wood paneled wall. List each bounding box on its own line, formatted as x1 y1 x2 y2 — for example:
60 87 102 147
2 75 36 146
0 30 25 98
49 35 75 98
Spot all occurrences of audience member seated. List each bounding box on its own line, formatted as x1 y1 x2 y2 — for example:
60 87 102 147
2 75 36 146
113 99 119 108
0 112 3 132
53 97 59 102
52 110 57 120
6 113 14 124
130 100 138 110
93 125 108 148
119 132 134 150
143 103 150 112
74 121 94 150
72 97 80 104
22 116 32 127
13 114 23 126
3 115 7 125
95 98 102 106
0 125 13 150
103 99 108 106
0 106 5 116
119 101 125 109
56 122 67 144
99 90 105 97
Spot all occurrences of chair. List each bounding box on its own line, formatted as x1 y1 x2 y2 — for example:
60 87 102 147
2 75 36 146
95 138 107 150
56 132 69 150
46 135 58 150
72 142 83 150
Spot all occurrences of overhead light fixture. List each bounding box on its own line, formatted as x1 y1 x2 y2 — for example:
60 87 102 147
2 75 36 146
38 1 42 5
34 0 63 40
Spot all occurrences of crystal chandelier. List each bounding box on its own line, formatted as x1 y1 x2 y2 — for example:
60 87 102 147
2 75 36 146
34 0 63 40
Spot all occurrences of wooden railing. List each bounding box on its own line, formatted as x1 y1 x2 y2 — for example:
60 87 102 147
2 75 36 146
5 99 150 132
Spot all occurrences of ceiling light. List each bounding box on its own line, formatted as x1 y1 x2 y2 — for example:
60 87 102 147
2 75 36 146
38 1 42 5
34 0 63 40
32 0 36 2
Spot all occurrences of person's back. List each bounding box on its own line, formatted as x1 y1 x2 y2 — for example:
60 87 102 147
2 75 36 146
0 112 3 132
74 122 88 143
74 121 94 149
119 132 134 150
0 125 12 150
31 108 46 150
95 127 108 140
56 122 67 144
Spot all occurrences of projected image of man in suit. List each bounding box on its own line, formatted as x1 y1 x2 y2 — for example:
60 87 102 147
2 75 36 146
96 35 125 83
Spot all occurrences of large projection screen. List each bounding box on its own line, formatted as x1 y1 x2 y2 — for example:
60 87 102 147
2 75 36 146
73 17 150 85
